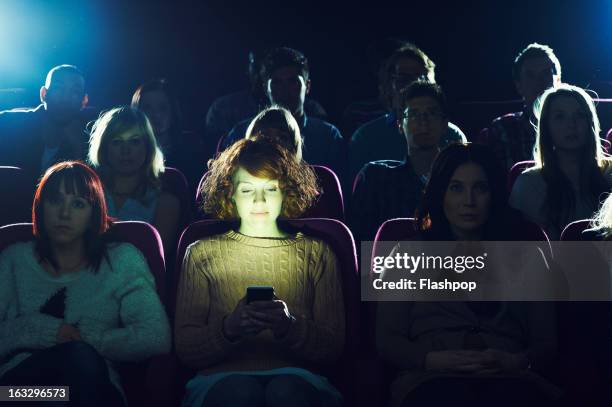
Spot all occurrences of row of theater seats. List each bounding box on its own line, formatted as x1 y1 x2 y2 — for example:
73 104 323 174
0 210 597 405
0 156 600 233
0 160 601 405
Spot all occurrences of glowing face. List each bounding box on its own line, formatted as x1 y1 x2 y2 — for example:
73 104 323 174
139 90 172 136
106 127 148 176
401 96 447 150
516 56 559 106
547 95 590 152
232 167 283 233
266 66 308 116
44 72 86 122
443 162 491 240
43 179 93 246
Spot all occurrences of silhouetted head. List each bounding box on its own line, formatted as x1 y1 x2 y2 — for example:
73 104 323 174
40 65 88 124
246 105 302 161
261 47 311 118
513 43 561 107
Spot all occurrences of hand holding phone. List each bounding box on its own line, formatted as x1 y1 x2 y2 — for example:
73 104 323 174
245 286 294 338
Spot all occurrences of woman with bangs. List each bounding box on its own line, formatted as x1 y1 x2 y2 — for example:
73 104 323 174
0 161 171 406
175 138 345 407
88 106 181 252
510 84 612 240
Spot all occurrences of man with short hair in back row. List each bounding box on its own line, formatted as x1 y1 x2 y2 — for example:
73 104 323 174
222 47 346 186
476 43 562 171
350 80 456 242
348 43 467 188
0 65 97 189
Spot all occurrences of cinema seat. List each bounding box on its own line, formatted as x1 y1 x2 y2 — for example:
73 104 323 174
508 160 535 193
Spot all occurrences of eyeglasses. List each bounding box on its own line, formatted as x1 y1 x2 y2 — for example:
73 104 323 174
403 110 444 122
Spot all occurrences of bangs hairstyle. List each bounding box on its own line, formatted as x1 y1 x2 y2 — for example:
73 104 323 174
532 84 611 230
88 106 165 188
33 161 113 273
201 138 318 219
131 78 183 137
245 105 303 161
416 143 508 240
379 43 436 110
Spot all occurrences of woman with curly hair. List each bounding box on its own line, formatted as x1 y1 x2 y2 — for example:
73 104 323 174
175 137 345 407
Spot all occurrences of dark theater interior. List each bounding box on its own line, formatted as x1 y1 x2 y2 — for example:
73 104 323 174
1 1 612 406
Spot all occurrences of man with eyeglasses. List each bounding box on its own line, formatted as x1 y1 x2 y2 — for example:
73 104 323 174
476 43 562 170
221 47 346 185
348 43 466 189
349 81 455 242
0 65 96 190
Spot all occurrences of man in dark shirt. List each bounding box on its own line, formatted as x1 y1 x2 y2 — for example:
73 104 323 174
348 43 466 186
0 65 96 190
350 81 453 242
221 47 346 188
476 43 562 171
205 50 327 160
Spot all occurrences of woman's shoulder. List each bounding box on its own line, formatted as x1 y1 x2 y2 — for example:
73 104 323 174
511 166 545 197
298 233 338 257
107 241 144 256
106 242 149 271
186 232 234 253
517 166 543 180
0 240 35 262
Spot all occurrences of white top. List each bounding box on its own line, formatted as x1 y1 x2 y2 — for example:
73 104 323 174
0 241 171 394
510 165 612 239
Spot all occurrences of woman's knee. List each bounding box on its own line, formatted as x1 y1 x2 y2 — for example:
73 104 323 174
48 341 110 386
265 374 320 407
203 375 265 407
58 341 106 369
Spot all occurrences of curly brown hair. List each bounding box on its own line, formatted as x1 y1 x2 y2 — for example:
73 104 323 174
201 138 319 219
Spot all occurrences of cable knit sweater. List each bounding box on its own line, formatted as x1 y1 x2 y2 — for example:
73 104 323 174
174 230 345 374
0 241 171 392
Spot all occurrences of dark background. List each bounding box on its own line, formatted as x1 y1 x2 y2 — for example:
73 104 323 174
2 0 612 136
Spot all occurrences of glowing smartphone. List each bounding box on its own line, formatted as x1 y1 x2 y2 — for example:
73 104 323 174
246 286 274 304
